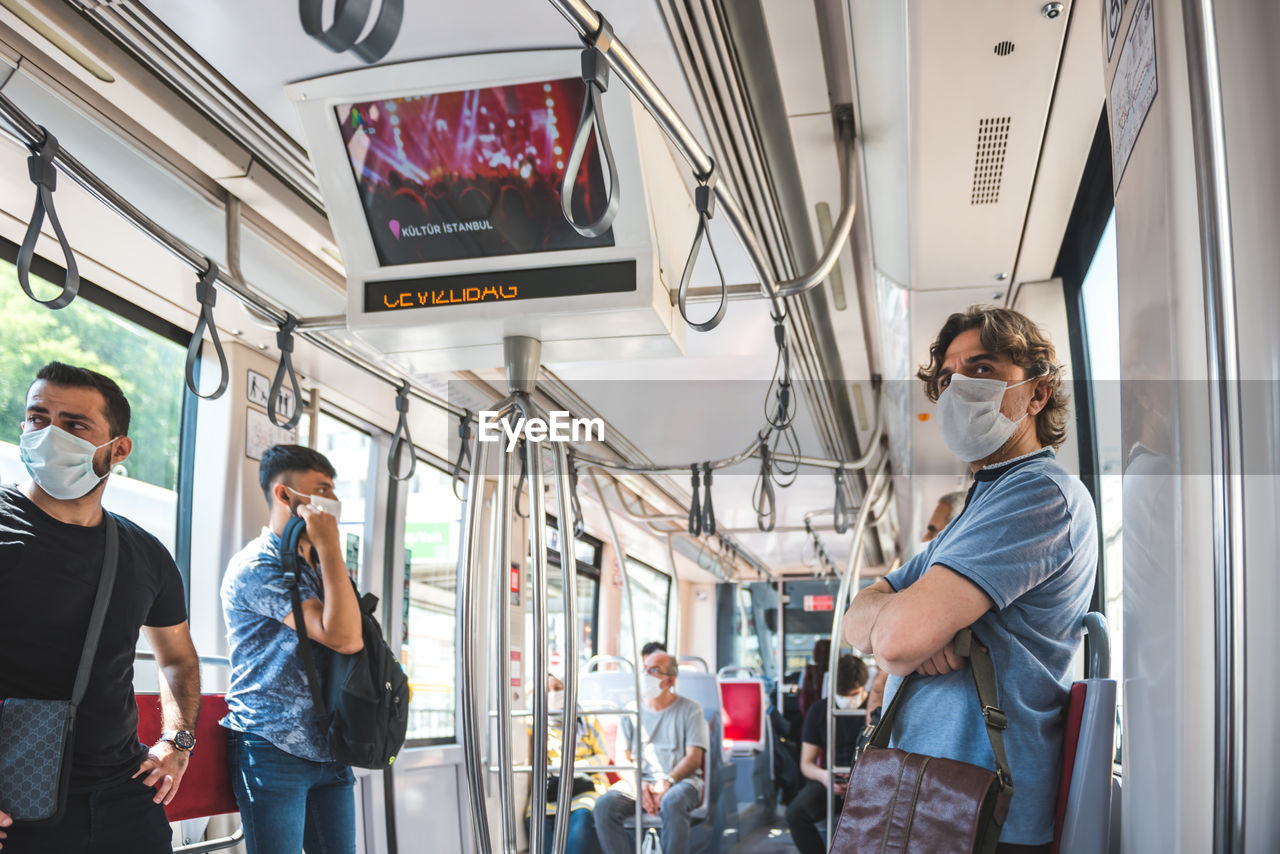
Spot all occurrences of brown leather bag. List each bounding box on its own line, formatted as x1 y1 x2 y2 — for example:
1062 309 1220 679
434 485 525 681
830 629 1014 854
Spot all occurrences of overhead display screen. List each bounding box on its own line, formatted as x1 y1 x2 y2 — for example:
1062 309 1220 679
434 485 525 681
363 260 636 314
336 78 615 266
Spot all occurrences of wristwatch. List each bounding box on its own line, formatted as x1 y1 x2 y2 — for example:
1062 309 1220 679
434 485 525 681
160 729 196 752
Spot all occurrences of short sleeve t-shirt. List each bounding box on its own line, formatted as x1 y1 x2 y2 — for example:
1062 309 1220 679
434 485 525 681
800 702 864 770
620 695 710 794
881 449 1097 845
220 529 334 762
0 486 188 788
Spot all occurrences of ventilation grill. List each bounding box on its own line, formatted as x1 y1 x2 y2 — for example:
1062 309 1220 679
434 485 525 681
971 117 1011 205
994 40 1015 56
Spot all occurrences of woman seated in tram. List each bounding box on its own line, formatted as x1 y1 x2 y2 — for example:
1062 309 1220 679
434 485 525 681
527 673 611 854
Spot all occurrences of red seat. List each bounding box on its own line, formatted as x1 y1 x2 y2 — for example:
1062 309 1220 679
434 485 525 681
1052 683 1088 852
135 693 239 821
718 679 766 753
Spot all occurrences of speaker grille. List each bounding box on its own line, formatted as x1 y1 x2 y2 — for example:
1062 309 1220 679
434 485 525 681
994 41 1015 56
971 116 1011 205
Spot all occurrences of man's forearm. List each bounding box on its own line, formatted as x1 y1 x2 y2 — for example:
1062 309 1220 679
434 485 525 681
316 543 362 640
843 586 894 653
158 658 201 732
667 750 702 784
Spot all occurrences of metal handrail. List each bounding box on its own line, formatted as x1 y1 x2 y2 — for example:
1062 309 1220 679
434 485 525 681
584 655 635 672
824 455 891 843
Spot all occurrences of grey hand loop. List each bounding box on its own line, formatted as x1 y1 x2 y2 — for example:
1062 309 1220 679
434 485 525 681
567 455 584 538
269 314 303 430
689 466 702 536
452 411 473 501
17 127 79 310
832 468 851 535
753 437 777 532
677 165 729 332
299 0 403 64
514 440 529 519
701 463 716 536
561 15 621 238
388 382 417 482
184 258 230 400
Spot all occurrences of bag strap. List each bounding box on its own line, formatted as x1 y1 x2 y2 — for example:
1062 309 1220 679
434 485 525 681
867 628 1014 797
281 516 328 717
71 513 118 708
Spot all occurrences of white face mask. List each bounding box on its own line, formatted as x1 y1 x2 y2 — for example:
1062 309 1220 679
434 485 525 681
936 374 1039 462
641 674 664 702
287 486 342 523
20 425 117 500
547 690 565 713
834 694 853 710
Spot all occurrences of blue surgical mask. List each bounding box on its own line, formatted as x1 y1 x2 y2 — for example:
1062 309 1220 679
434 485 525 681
19 425 118 500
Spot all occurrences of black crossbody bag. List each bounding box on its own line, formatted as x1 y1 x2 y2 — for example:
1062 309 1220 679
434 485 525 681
0 513 119 824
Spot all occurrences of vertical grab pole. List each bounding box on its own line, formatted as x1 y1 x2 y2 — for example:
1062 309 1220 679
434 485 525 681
665 534 681 656
825 455 889 844
549 437 579 854
776 575 785 717
459 428 495 854
492 440 517 853
521 404 551 854
587 470 645 854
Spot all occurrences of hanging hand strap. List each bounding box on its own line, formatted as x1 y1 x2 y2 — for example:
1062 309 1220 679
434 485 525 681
388 382 417 481
701 462 716 536
269 314 303 429
282 516 329 716
867 629 1014 803
688 465 702 536
299 0 403 63
452 411 473 501
17 127 79 310
753 439 776 532
184 259 230 400
832 468 851 535
677 165 728 332
71 513 118 708
514 440 529 519
567 453 585 537
561 15 621 238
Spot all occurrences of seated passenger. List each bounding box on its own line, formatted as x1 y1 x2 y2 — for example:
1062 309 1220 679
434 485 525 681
220 445 364 854
0 362 199 854
526 673 608 854
640 641 666 659
843 306 1097 853
595 652 708 854
923 490 968 542
797 638 830 719
785 655 868 854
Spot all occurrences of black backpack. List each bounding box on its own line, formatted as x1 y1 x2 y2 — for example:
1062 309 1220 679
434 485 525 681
281 516 410 768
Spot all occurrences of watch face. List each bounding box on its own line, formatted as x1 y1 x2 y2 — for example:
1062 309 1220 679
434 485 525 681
172 731 196 750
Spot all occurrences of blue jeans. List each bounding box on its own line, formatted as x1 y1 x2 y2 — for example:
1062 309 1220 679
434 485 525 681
227 730 356 854
595 781 701 854
526 807 599 854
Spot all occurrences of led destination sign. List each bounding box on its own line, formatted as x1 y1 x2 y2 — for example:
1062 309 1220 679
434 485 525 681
364 260 636 313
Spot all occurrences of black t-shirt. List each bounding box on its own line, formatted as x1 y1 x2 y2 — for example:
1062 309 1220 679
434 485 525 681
0 486 187 788
801 701 865 770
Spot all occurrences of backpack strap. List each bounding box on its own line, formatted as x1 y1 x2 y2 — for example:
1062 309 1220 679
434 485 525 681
865 628 1014 805
71 513 118 708
281 516 328 716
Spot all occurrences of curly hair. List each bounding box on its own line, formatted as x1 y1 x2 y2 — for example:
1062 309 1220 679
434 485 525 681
917 306 1070 449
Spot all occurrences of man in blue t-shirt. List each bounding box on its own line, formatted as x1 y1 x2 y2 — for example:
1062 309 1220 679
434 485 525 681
221 445 364 854
843 307 1097 853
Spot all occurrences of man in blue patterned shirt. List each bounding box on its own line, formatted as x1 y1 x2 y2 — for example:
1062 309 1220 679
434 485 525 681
220 445 363 854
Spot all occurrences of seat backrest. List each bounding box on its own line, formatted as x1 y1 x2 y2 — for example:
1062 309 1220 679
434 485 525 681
136 693 238 822
1053 678 1117 854
718 678 766 753
578 671 638 709
677 672 720 723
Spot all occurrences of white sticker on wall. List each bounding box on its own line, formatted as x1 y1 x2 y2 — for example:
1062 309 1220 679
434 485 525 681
1109 0 1157 193
245 408 298 461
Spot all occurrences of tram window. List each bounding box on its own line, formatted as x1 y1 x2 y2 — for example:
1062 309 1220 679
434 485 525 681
402 460 462 743
1079 211 1124 706
314 410 373 585
618 557 671 656
544 520 602 668
0 259 187 552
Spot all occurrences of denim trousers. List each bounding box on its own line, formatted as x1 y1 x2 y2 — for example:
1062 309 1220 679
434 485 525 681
0 774 171 854
227 729 356 854
526 806 600 854
595 781 700 854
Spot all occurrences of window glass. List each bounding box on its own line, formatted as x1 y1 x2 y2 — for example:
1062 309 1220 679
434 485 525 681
402 461 462 742
314 411 372 585
0 261 186 551
1080 212 1123 716
525 570 599 678
618 557 671 662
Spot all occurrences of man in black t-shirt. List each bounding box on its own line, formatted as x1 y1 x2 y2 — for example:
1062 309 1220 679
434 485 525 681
0 362 200 853
784 654 869 854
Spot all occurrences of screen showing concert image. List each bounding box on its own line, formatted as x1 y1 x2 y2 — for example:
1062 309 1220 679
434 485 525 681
337 78 615 266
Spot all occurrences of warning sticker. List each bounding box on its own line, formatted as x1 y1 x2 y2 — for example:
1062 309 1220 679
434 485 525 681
1109 0 1157 192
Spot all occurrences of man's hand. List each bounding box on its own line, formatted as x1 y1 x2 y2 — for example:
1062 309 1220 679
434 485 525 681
133 740 190 805
0 807 10 849
914 641 965 677
640 782 660 815
833 780 848 797
297 502 341 554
